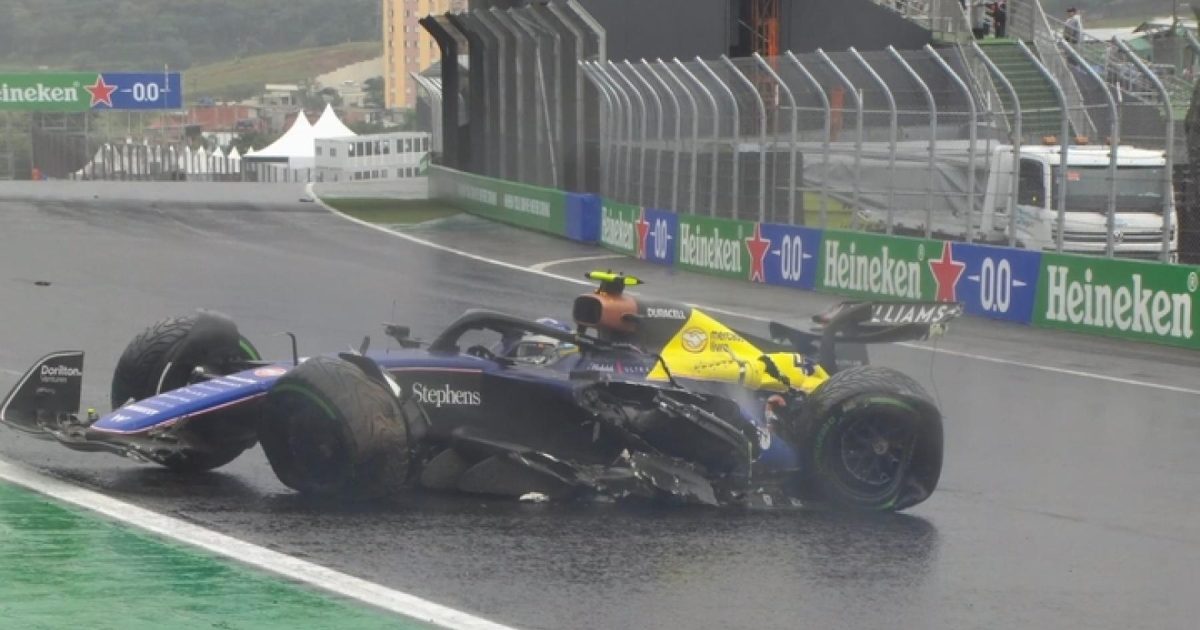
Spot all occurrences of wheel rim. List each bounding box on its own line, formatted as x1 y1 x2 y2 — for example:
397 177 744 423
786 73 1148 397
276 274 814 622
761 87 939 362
276 392 347 490
837 411 915 490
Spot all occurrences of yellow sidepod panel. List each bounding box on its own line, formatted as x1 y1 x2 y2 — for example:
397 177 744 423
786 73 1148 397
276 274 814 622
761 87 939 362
647 310 828 393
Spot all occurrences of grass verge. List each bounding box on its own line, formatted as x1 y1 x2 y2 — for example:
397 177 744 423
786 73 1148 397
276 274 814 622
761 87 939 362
322 198 461 225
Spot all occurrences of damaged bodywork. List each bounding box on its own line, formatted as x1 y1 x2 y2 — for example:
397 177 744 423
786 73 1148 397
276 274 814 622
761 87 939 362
2 271 958 511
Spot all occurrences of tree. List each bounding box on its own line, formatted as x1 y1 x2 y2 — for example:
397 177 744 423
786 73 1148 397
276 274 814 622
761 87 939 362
363 77 386 110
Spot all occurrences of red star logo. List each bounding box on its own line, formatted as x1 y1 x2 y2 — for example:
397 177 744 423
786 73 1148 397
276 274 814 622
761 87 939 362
86 75 117 108
635 209 651 259
928 242 966 302
744 223 771 283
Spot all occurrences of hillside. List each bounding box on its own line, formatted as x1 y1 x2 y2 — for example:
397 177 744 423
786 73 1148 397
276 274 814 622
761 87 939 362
0 0 380 71
185 42 382 102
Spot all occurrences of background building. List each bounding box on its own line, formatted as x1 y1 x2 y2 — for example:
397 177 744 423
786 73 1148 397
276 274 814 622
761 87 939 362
383 0 468 109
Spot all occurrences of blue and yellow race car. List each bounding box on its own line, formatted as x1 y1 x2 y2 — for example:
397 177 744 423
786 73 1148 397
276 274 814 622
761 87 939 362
2 272 959 511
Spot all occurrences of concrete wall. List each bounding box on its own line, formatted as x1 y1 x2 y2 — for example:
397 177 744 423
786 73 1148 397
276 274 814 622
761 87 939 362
782 0 932 53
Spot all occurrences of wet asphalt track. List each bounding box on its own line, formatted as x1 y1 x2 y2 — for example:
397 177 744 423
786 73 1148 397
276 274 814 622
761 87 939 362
1 181 1199 630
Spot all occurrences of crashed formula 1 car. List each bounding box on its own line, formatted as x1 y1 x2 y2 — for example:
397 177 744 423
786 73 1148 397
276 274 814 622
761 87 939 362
2 272 960 511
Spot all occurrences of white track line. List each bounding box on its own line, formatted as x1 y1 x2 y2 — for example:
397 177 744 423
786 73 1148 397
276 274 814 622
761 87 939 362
0 458 516 630
530 254 624 272
310 183 1200 397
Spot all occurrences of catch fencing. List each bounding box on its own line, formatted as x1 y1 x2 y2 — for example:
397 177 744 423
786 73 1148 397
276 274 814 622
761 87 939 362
580 44 1179 257
424 1 1187 262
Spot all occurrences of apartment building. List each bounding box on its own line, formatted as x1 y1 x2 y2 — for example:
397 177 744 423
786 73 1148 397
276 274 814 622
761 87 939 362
382 0 467 109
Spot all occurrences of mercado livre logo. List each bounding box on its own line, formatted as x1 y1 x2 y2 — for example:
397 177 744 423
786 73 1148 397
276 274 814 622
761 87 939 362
1043 265 1195 340
680 223 743 274
823 239 922 299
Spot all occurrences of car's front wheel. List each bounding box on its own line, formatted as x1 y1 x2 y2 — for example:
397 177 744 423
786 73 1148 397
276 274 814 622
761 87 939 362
111 311 261 472
259 356 416 499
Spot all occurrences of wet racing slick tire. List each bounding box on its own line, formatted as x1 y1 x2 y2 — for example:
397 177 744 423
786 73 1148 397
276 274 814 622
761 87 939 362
110 311 260 407
260 355 414 500
787 366 943 511
110 311 261 472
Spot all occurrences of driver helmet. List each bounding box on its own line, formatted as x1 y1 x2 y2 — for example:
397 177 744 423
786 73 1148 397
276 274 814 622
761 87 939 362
497 318 576 364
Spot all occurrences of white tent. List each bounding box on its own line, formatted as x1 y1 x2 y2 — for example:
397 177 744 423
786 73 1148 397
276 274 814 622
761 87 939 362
245 112 317 168
193 147 210 174
312 103 356 139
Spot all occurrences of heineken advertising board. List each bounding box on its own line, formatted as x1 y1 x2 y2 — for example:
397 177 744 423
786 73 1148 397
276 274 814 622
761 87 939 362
676 215 753 280
430 166 567 236
1034 254 1200 349
0 72 182 111
599 201 676 265
817 230 943 301
758 222 822 290
600 201 640 257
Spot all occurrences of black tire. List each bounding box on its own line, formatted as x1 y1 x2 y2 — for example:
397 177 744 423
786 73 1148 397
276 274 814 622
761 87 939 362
110 311 261 473
259 355 414 499
110 311 260 408
786 366 943 511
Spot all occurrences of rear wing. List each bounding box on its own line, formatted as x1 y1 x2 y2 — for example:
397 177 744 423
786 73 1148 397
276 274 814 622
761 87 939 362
768 302 962 374
0 352 84 431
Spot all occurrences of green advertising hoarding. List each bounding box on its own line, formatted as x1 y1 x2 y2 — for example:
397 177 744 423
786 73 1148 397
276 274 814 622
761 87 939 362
0 73 96 112
817 230 942 301
599 200 640 256
676 214 753 280
431 166 566 236
1034 253 1200 349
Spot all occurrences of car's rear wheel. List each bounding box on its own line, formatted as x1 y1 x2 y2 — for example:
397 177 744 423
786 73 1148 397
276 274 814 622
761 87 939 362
111 311 261 472
785 366 942 511
259 355 415 499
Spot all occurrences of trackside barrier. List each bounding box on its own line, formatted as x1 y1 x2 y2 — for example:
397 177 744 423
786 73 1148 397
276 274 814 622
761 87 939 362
430 166 1200 351
430 165 572 237
1034 254 1200 350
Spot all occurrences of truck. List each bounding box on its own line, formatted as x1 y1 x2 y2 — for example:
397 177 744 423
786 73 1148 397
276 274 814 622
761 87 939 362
803 139 1175 260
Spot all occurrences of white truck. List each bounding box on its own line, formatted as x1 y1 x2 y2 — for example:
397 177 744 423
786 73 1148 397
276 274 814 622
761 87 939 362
805 140 1176 260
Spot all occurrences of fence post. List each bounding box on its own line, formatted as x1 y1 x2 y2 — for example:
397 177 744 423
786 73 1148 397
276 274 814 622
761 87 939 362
926 44 978 243
784 52 831 228
643 59 684 212
474 10 509 180
580 63 615 195
970 41 1023 248
1061 40 1120 258
627 60 666 209
753 53 799 226
609 63 649 207
886 46 938 240
721 56 767 223
525 8 566 188
491 9 529 184
597 62 636 202
1115 37 1176 262
1017 39 1069 253
595 62 629 201
674 58 722 217
697 57 740 219
816 49 863 220
506 11 554 187
660 59 701 215
849 47 898 235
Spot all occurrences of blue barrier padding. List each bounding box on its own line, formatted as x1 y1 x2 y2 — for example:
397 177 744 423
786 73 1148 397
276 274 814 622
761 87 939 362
565 193 602 243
